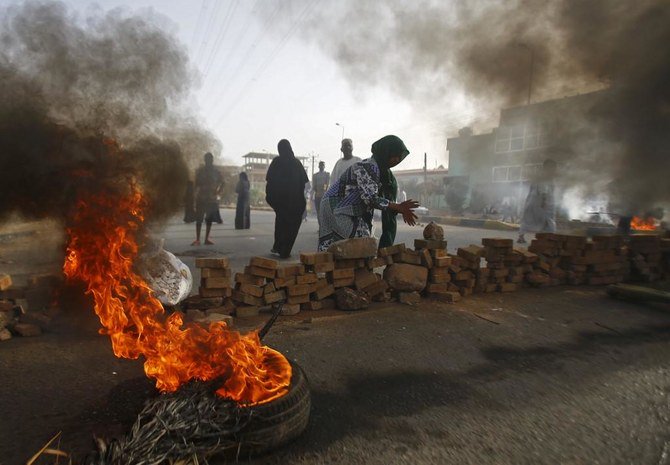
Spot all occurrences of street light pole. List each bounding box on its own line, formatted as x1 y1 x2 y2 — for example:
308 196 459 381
335 122 345 141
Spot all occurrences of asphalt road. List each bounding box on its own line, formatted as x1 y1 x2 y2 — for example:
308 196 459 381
1 212 669 464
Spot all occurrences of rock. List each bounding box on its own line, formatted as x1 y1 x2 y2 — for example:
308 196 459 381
13 323 42 337
383 264 428 292
327 237 378 259
398 291 421 305
19 312 52 330
423 222 444 241
204 313 234 326
236 306 260 318
0 328 11 340
186 309 206 321
335 288 370 311
281 303 301 316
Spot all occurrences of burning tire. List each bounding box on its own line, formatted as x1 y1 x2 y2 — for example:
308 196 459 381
230 360 311 458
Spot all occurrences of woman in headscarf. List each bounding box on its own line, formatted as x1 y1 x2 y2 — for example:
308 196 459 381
318 135 420 251
266 139 309 258
235 172 251 230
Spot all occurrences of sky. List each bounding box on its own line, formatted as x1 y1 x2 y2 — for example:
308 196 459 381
56 0 469 172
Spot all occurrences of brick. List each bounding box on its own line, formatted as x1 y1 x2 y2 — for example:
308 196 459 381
485 283 498 293
239 283 264 297
264 289 287 304
202 313 234 326
433 256 452 267
526 272 550 285
367 257 387 269
432 291 461 303
199 287 232 298
195 257 229 269
287 284 315 296
12 323 41 337
248 266 276 279
314 252 335 264
202 277 231 289
328 237 378 259
273 276 296 288
398 291 421 305
354 269 378 290
329 268 355 280
332 277 355 288
296 273 318 284
281 303 301 316
429 267 451 281
313 284 335 300
419 248 433 268
414 239 448 250
264 282 277 294
335 258 359 269
315 278 329 289
287 294 311 304
0 274 13 292
482 238 513 248
234 273 265 286
236 306 260 318
301 301 322 311
232 291 264 306
454 270 474 281
0 328 11 341
431 248 448 259
426 283 448 293
276 264 305 278
320 298 337 310
335 287 370 310
206 301 236 315
249 256 279 270
378 243 406 257
200 268 232 278
395 250 422 265
457 245 485 262
362 279 388 297
299 253 317 265
310 262 335 273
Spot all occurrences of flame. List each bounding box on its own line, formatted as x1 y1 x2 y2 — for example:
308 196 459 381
630 216 657 231
63 185 291 404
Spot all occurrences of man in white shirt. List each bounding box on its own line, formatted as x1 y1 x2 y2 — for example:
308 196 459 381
330 138 361 185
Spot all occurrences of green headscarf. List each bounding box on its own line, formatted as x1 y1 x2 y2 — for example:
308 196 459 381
371 135 410 248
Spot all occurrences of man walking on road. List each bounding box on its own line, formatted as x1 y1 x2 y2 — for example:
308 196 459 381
330 138 361 185
312 161 330 225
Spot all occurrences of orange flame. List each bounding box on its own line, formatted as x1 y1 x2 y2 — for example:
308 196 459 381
63 185 291 404
630 216 657 231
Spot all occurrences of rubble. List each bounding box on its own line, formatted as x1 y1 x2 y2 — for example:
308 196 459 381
335 287 370 310
383 264 428 292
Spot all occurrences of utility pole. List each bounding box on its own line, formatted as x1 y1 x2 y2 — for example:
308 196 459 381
423 152 428 206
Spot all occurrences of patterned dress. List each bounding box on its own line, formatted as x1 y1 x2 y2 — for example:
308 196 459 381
318 158 390 251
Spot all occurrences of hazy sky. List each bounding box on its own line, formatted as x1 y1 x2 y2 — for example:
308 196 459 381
55 0 471 172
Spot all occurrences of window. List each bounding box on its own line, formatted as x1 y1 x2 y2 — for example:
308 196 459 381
495 124 547 153
493 164 542 182
493 166 509 182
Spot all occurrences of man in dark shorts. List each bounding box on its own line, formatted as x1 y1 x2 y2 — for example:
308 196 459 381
193 152 224 246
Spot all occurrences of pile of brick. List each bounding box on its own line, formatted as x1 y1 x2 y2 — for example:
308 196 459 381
0 273 61 340
478 238 525 292
628 234 663 282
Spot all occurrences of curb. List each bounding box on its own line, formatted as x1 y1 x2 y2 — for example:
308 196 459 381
421 215 519 232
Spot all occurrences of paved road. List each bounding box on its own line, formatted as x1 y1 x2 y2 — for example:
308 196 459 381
2 212 669 464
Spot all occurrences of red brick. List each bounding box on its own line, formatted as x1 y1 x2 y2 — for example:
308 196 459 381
248 266 276 279
202 277 231 289
354 269 378 290
200 267 232 278
264 289 287 304
296 273 318 284
313 284 335 300
234 273 265 286
239 283 264 297
195 257 229 269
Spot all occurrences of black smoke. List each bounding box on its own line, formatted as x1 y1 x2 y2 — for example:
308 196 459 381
0 1 220 222
274 0 669 214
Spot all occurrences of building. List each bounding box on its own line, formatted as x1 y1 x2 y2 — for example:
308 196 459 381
394 167 449 209
446 90 605 214
241 152 310 204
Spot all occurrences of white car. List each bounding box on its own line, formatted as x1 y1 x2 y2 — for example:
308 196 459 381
414 206 429 216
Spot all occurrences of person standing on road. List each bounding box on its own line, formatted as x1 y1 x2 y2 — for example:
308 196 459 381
266 139 309 258
517 159 557 244
330 138 361 185
192 152 223 246
318 135 419 251
312 161 330 225
235 172 251 230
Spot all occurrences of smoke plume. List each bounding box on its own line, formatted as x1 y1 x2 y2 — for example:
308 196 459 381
0 1 219 222
275 0 669 214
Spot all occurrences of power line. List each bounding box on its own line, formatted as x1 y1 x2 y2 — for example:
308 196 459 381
201 0 239 77
189 0 209 53
214 0 321 126
194 0 225 67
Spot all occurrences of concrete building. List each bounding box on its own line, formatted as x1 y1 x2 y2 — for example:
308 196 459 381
394 167 449 209
446 90 605 214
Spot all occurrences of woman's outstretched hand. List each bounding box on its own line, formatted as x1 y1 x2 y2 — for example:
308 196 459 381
391 199 420 226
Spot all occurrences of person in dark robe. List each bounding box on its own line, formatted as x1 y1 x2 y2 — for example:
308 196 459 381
266 139 309 258
374 136 410 248
183 180 196 223
193 152 223 246
235 172 251 229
